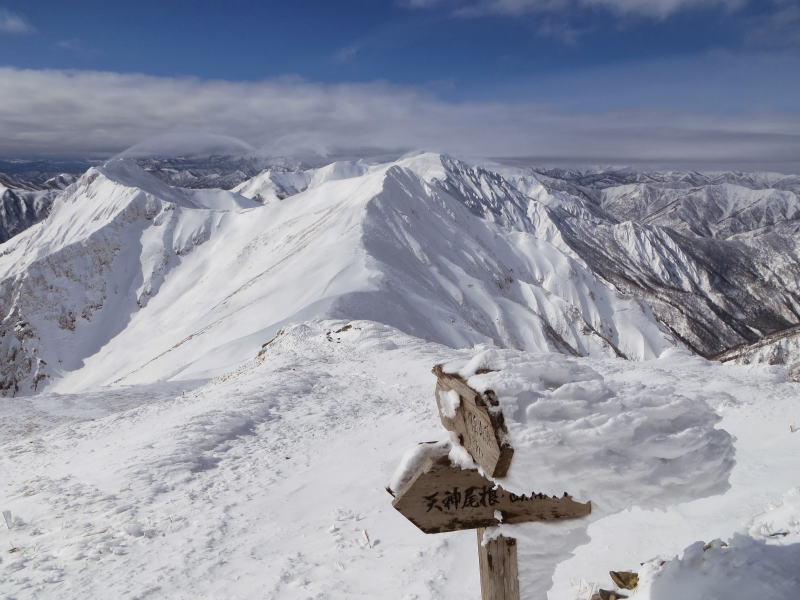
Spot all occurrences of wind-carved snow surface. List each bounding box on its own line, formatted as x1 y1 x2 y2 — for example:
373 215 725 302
1 321 798 600
634 535 800 600
0 153 674 396
445 348 734 508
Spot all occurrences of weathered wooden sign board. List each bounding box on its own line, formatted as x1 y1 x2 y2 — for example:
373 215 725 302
392 454 591 534
391 364 592 600
433 365 514 478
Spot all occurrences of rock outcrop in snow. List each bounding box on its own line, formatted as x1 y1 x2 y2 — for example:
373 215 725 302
1 186 58 244
715 325 800 381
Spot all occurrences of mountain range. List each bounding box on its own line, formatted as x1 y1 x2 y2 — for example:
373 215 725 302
1 153 798 397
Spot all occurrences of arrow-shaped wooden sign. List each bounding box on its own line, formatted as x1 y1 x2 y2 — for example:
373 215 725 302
392 454 591 534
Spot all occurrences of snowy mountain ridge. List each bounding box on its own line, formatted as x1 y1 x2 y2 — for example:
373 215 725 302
3 151 800 396
495 166 800 357
0 153 676 396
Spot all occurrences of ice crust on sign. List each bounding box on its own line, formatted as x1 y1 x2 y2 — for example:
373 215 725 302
388 436 478 494
388 441 450 494
443 348 735 514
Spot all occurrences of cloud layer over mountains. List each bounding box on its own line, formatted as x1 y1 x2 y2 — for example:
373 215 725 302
2 66 798 169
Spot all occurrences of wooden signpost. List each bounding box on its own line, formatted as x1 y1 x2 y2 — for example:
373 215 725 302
390 365 592 600
392 454 590 534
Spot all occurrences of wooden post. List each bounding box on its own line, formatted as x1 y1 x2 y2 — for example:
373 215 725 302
477 528 520 600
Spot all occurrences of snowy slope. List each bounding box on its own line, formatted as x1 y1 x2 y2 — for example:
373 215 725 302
492 167 800 357
1 321 798 599
0 170 79 243
599 182 800 239
0 154 674 396
0 160 259 396
231 160 371 204
6 154 798 370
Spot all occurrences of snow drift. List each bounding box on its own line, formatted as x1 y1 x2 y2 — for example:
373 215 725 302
441 348 734 511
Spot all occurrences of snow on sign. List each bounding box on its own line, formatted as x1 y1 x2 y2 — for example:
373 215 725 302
432 364 514 478
391 454 591 534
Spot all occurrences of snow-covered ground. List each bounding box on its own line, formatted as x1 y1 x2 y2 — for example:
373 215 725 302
2 321 798 599
2 152 799 598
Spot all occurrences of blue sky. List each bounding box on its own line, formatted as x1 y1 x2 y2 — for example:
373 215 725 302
0 0 798 166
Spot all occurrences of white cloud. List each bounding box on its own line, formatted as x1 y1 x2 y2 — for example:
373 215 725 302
583 0 744 17
332 44 361 63
0 8 33 34
401 0 448 6
535 18 586 44
410 0 746 18
0 67 797 170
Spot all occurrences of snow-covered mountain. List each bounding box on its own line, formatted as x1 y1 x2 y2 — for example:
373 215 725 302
1 186 54 244
135 155 271 190
0 154 674 396
500 166 800 357
2 152 799 396
0 158 86 191
231 160 371 204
